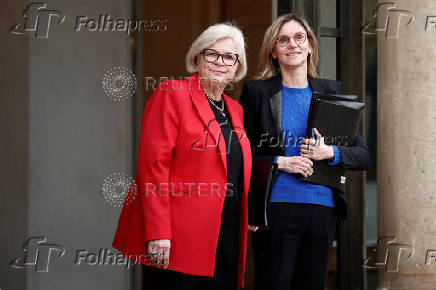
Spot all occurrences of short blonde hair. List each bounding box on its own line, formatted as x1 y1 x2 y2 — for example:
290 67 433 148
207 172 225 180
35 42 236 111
256 14 319 80
186 22 247 82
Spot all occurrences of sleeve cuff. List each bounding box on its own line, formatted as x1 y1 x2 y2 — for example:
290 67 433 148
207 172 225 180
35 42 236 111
274 156 278 163
328 146 342 166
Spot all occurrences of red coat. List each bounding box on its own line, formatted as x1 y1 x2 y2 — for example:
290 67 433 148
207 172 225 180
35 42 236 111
112 73 252 287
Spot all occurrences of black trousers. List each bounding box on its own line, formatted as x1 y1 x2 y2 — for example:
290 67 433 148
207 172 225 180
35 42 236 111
252 203 337 290
143 223 239 290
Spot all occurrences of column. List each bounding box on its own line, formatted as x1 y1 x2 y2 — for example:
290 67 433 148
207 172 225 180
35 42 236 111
377 0 436 289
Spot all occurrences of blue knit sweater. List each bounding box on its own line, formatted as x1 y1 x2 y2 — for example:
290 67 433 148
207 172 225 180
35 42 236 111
270 85 342 207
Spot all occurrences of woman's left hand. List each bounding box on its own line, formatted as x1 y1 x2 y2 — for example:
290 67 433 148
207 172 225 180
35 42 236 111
300 128 334 161
248 225 259 232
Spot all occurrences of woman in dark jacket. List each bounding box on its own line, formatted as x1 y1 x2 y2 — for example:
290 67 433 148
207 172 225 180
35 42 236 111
240 14 371 290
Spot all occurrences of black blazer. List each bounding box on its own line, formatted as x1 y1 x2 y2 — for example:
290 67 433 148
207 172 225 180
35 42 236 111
239 73 371 218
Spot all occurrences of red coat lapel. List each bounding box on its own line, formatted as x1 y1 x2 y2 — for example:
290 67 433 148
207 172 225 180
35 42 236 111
188 73 252 186
188 74 227 172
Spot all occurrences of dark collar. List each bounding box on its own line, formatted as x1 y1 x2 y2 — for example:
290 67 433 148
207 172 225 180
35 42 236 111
266 73 322 97
266 73 323 136
308 76 325 93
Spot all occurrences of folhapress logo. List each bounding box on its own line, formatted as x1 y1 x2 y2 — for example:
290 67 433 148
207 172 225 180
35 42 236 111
10 2 65 39
362 236 414 272
362 1 416 38
10 236 65 272
362 2 415 38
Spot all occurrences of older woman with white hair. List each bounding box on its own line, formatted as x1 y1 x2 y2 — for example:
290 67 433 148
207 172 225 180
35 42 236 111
113 23 253 290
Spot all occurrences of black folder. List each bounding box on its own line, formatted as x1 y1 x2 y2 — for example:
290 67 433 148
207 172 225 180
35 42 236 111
311 92 358 102
297 92 365 191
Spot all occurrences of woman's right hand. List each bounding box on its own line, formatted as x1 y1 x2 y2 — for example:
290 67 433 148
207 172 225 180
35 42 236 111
147 239 171 268
276 156 313 177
